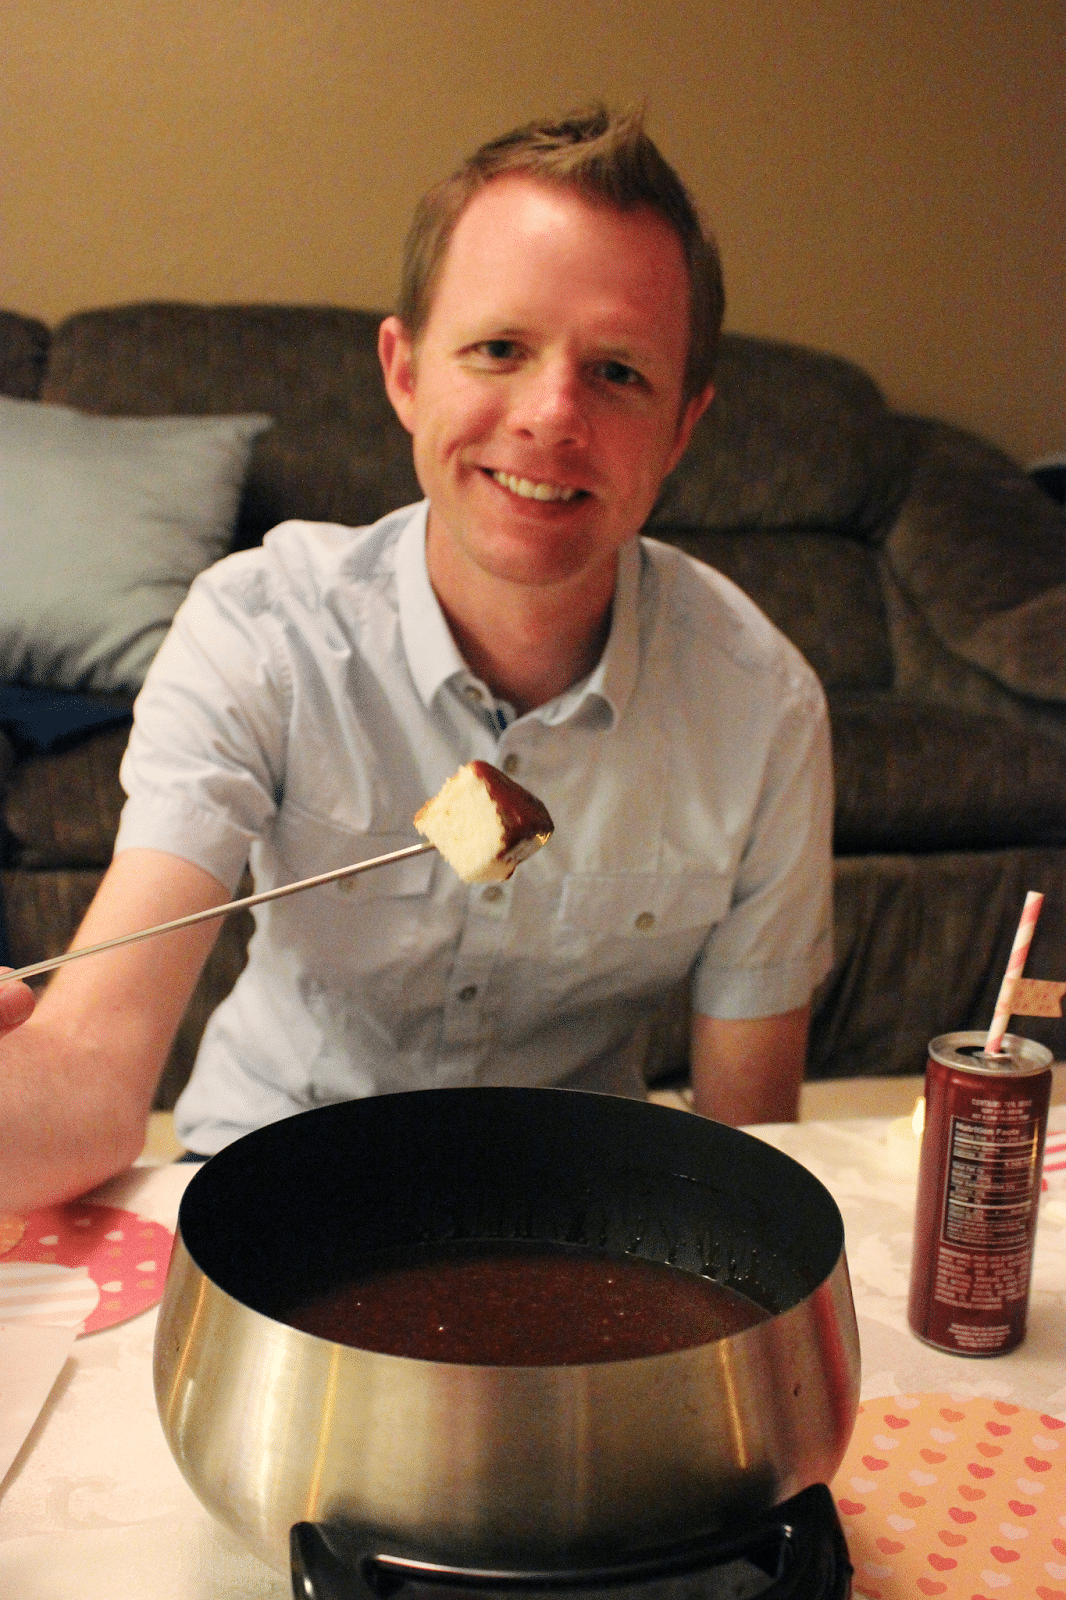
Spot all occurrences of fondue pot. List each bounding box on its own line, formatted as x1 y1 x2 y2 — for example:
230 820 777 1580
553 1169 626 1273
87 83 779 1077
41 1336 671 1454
154 1089 859 1592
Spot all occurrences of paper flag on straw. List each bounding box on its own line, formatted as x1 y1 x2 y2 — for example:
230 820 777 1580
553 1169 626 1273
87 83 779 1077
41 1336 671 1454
1009 976 1066 1017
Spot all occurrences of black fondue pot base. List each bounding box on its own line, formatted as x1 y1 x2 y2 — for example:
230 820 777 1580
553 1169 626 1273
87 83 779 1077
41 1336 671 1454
290 1485 852 1600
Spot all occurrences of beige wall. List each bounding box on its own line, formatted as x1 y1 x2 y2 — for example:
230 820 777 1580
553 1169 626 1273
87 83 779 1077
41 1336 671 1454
3 0 1063 463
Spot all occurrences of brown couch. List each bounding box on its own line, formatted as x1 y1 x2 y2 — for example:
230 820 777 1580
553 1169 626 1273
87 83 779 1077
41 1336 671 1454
3 302 1066 1108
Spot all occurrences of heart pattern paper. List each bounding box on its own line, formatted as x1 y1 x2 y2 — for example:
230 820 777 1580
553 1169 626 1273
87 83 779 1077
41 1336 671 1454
0 1202 173 1335
833 1393 1066 1598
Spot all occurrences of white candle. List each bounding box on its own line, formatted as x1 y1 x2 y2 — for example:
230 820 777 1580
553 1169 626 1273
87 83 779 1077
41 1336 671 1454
883 1097 925 1171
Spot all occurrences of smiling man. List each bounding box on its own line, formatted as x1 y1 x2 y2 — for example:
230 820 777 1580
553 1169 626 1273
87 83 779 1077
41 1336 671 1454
0 107 833 1209
379 175 707 713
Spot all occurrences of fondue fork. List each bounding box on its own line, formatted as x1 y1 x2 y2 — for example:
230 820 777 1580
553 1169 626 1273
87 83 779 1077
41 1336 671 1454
0 842 436 985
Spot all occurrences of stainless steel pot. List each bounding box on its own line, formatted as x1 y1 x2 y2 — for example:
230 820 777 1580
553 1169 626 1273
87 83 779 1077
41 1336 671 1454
154 1089 859 1575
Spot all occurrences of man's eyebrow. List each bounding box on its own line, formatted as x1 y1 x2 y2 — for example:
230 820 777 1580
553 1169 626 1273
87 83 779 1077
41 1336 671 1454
593 343 649 364
460 322 527 341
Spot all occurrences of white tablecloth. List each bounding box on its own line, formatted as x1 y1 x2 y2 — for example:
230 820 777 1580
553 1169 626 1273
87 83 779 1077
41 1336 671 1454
2 1110 1063 1598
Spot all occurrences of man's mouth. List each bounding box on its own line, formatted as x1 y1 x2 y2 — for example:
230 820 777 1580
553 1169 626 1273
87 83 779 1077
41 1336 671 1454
488 470 584 503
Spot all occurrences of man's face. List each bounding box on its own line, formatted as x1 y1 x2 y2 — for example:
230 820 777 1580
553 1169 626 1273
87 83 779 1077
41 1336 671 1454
379 176 711 597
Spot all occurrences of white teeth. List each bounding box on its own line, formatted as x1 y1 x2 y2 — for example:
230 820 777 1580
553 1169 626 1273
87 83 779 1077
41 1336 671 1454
491 471 578 502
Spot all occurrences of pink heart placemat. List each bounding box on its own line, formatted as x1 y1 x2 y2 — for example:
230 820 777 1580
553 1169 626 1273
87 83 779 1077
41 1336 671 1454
832 1393 1066 1598
0 1202 174 1335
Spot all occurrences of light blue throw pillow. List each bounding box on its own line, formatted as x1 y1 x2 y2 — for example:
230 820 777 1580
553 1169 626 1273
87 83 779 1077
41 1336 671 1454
0 396 272 694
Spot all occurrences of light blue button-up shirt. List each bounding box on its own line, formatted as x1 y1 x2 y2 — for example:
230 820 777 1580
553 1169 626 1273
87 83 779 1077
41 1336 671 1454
117 501 833 1153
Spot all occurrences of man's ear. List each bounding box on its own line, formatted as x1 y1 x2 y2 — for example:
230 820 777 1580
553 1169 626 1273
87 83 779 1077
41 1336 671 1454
665 382 714 475
378 315 418 434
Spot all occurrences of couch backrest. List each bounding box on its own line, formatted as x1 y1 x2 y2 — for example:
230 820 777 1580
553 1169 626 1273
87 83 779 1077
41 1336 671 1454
16 304 919 692
649 334 911 689
652 334 911 538
40 304 421 550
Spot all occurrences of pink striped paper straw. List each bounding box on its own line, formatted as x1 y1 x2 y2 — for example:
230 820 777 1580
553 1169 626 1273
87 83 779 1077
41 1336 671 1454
985 890 1044 1054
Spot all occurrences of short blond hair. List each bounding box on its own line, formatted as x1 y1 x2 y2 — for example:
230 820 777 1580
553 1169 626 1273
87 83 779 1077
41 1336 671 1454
397 105 725 403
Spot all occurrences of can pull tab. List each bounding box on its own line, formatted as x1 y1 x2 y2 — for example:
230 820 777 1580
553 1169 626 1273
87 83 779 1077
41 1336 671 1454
289 1484 852 1600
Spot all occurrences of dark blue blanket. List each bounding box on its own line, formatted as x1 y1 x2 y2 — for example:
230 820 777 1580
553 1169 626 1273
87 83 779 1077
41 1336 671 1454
0 684 133 753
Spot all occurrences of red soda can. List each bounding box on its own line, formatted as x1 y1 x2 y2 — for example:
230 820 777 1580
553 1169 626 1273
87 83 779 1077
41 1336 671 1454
908 1030 1052 1355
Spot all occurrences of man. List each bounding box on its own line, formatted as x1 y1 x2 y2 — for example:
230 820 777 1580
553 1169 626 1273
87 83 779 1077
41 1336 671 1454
0 107 832 1210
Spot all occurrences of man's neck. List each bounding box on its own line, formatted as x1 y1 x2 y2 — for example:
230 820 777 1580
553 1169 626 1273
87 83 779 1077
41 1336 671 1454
425 525 618 715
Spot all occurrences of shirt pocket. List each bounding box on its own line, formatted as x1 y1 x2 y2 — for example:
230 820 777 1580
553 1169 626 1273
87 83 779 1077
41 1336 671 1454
551 871 733 994
273 808 435 903
333 833 436 903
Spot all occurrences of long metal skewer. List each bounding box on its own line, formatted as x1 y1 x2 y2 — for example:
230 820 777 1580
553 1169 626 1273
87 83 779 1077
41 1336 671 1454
0 842 436 985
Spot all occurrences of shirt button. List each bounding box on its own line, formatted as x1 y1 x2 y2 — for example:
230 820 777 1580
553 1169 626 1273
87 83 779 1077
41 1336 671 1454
634 911 656 932
482 885 503 903
502 753 519 775
457 984 478 1002
464 684 484 703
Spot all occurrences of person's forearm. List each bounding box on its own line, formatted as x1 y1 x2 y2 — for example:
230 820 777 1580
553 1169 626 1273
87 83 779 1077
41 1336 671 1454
689 1007 809 1125
0 1011 150 1210
0 849 229 1210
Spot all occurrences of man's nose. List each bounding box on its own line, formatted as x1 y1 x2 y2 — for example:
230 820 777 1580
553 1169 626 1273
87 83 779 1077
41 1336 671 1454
509 361 590 447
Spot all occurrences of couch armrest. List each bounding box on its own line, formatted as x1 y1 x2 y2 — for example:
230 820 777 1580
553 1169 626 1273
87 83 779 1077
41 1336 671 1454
884 417 1066 705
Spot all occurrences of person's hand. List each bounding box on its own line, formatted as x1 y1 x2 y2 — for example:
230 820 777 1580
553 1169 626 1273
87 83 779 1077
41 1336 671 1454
0 973 36 1037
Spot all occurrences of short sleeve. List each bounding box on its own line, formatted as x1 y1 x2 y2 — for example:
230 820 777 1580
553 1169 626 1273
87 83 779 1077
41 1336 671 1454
115 558 291 894
691 669 834 1019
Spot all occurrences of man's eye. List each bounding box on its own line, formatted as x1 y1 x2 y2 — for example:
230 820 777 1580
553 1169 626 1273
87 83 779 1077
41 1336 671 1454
477 340 520 361
597 360 643 387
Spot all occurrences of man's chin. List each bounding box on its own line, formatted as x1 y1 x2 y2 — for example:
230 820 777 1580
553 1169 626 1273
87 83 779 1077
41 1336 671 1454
426 498 623 596
466 538 609 592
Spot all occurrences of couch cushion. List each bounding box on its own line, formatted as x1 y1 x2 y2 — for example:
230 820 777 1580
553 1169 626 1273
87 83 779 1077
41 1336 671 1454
885 418 1066 705
649 334 911 540
0 866 104 969
0 395 271 694
811 846 1066 1077
831 695 1066 852
0 311 49 401
43 304 422 547
1 724 130 869
657 530 893 691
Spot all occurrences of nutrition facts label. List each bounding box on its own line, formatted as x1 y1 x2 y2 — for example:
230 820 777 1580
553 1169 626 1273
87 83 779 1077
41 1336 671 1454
941 1112 1040 1251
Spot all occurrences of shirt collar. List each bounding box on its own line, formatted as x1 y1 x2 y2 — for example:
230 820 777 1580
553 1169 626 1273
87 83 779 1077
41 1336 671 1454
533 537 642 730
396 501 643 730
396 502 469 707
